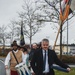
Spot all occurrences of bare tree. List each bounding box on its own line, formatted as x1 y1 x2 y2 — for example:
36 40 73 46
35 0 75 58
34 0 75 36
35 0 59 23
7 20 20 44
0 25 7 53
36 0 75 44
16 0 44 47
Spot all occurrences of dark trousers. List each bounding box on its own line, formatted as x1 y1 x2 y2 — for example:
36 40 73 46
43 72 50 75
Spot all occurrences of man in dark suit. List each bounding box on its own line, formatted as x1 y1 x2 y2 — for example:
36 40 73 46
31 39 71 75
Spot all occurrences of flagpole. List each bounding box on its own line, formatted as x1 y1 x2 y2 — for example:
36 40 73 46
53 0 63 59
59 0 63 59
53 23 62 50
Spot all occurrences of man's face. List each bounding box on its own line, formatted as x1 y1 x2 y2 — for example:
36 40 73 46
41 41 49 50
32 44 37 49
13 45 17 50
20 48 24 51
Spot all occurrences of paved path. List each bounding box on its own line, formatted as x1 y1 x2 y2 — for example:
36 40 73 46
0 57 6 75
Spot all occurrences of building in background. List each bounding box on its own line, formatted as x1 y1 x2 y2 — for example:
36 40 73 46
55 44 75 55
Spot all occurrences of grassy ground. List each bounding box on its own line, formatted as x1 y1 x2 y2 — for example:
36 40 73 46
55 68 75 75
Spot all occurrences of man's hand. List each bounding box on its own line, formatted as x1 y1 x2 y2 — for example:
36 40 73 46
5 65 8 69
32 73 35 75
67 68 71 72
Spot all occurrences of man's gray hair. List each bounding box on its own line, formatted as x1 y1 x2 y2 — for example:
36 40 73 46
42 38 49 42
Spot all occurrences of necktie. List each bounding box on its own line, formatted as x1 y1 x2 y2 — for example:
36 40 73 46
43 50 46 71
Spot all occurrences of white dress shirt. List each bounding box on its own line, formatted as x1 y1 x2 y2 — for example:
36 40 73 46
5 50 25 66
42 50 49 73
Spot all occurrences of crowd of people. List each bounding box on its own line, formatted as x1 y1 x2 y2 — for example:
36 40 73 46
4 39 71 75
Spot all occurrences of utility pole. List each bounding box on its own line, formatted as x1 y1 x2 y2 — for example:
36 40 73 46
67 18 68 55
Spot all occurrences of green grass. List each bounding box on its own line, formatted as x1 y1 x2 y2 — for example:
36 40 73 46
55 68 75 75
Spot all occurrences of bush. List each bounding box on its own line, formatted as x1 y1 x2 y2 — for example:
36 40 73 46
0 53 7 56
0 48 12 57
58 55 75 64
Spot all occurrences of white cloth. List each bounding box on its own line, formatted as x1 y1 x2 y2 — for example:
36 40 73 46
42 50 49 73
23 54 29 66
5 50 25 66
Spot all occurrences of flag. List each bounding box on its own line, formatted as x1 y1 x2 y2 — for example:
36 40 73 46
20 21 25 46
60 0 72 22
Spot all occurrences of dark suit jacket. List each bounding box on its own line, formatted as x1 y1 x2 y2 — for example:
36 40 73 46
31 49 69 75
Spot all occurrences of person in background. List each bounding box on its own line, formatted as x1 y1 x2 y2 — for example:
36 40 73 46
21 47 29 67
5 40 25 75
20 46 32 75
29 43 38 75
29 43 38 61
31 38 71 75
38 42 41 49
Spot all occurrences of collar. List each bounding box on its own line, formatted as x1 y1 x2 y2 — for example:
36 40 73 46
13 50 18 53
42 49 48 53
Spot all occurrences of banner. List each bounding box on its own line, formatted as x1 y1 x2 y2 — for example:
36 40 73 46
60 0 72 21
20 21 25 46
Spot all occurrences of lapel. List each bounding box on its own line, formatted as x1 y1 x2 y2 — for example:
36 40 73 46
48 49 50 60
48 49 53 59
48 49 54 66
48 49 52 64
39 49 43 69
40 49 43 62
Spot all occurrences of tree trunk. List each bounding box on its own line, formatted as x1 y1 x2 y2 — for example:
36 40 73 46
30 36 32 49
2 38 5 54
30 23 32 49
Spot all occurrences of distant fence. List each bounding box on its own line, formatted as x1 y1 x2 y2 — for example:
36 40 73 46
0 47 12 56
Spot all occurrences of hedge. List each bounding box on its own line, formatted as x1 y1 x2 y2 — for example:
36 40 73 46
58 55 75 64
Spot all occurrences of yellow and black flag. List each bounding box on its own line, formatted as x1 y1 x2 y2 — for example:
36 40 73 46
60 0 72 22
20 21 25 46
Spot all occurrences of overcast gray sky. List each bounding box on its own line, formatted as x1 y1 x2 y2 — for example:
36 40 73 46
0 0 23 25
0 0 75 46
